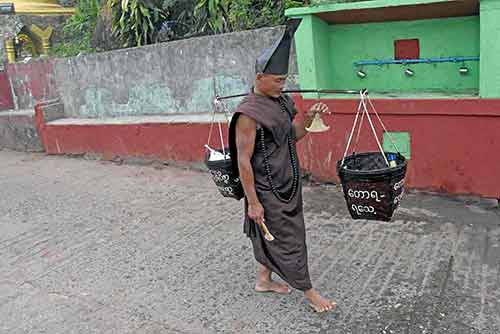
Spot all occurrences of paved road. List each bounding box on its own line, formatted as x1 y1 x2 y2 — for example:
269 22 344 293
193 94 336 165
1 150 499 334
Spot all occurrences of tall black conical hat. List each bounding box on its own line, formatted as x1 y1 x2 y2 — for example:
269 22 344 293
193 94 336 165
255 18 302 75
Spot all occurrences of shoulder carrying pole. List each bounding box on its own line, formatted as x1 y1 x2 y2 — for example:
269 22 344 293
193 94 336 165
215 89 366 101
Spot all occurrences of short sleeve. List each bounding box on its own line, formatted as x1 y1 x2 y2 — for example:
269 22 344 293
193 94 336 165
282 94 298 120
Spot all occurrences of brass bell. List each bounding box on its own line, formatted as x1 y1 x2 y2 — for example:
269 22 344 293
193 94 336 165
306 113 330 133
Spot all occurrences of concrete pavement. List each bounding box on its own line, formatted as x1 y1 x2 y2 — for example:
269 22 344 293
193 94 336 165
0 149 499 334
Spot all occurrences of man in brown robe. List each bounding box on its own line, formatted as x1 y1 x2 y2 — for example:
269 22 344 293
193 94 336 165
228 19 336 313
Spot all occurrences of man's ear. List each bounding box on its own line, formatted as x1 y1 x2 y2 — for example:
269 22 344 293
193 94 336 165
256 73 264 81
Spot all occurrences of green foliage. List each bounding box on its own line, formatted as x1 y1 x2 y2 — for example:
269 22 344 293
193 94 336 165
286 0 309 9
108 0 168 47
310 0 372 5
163 0 196 34
193 0 231 34
228 0 284 31
192 0 310 35
54 0 313 56
51 0 100 57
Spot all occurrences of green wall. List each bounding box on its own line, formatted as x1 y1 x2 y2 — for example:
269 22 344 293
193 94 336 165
480 0 500 98
294 15 335 97
328 16 479 93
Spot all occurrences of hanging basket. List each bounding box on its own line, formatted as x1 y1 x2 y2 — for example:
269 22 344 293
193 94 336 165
337 152 407 221
337 91 408 221
204 98 244 201
205 147 244 200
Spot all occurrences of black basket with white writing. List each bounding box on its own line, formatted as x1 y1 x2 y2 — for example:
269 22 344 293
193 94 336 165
205 148 244 200
337 152 407 221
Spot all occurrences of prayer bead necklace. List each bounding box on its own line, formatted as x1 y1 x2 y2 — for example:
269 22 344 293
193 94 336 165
259 98 299 203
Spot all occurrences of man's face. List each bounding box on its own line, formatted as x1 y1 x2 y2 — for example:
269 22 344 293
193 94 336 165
255 73 287 98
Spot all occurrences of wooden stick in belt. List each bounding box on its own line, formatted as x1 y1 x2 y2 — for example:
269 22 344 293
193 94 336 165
258 219 275 241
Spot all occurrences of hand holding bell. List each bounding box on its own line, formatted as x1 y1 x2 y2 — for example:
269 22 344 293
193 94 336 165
305 102 330 133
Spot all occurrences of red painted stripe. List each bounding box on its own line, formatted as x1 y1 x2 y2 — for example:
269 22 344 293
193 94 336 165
33 97 500 198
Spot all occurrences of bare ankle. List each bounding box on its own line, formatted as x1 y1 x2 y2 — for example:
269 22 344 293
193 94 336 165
256 277 271 285
304 288 318 297
257 264 272 282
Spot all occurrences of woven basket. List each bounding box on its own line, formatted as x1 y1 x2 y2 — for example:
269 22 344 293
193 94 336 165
205 148 244 200
337 152 407 221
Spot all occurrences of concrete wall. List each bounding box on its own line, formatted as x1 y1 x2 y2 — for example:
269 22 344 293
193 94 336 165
0 110 43 151
35 93 500 198
7 26 298 116
9 21 498 198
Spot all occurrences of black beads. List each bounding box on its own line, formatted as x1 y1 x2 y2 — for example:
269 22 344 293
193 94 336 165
259 99 299 203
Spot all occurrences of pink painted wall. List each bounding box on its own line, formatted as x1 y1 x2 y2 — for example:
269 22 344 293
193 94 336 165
0 70 14 110
6 59 58 109
35 96 500 199
35 103 228 163
294 95 500 198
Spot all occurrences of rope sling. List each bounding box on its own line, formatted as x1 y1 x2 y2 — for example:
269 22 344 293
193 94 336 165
337 91 408 221
205 89 408 221
204 98 244 200
205 96 300 203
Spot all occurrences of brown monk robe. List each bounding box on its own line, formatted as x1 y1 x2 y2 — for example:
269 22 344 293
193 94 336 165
235 92 309 287
228 18 335 313
228 78 336 312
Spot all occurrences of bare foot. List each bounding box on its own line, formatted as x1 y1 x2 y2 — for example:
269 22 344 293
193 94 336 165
254 263 291 294
305 288 336 313
255 280 292 294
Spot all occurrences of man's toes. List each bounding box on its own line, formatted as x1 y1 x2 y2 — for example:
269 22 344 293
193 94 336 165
279 284 291 294
309 304 320 312
314 300 335 312
317 304 328 313
309 298 336 312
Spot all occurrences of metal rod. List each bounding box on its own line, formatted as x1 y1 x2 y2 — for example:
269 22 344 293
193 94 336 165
354 56 479 67
216 88 365 101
